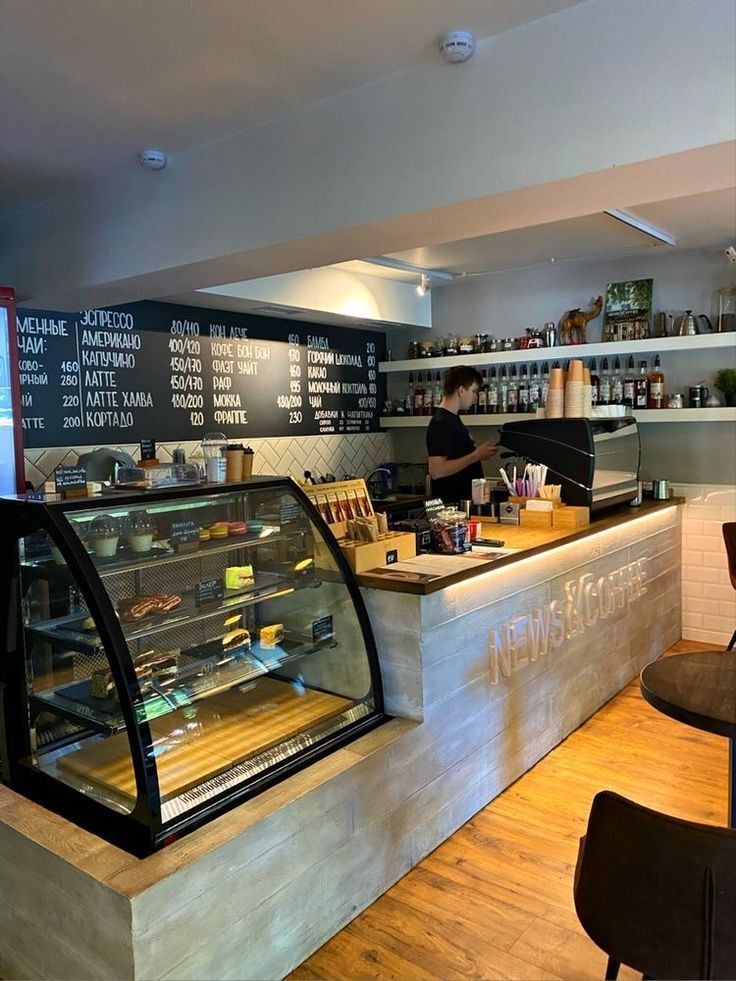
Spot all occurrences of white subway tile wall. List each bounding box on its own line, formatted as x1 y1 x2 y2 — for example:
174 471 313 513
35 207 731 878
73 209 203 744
673 483 736 647
23 432 396 490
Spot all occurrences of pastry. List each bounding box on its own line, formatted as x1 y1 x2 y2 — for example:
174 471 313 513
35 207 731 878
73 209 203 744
224 565 255 590
91 669 116 699
119 597 159 622
209 522 229 540
228 521 247 536
198 526 211 542
82 615 96 631
260 623 284 649
136 649 179 680
222 627 251 651
150 593 182 614
117 594 182 622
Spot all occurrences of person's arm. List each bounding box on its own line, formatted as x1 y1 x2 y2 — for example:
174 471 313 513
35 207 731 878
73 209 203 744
428 440 497 479
428 449 481 480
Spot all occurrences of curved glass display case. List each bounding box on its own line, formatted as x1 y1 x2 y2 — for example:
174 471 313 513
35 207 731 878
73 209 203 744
0 477 386 853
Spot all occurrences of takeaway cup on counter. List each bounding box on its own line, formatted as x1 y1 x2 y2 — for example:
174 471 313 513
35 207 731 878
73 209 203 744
225 444 244 481
202 433 228 483
242 447 254 478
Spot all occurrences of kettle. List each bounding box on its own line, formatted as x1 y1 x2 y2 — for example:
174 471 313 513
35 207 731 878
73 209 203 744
674 310 713 336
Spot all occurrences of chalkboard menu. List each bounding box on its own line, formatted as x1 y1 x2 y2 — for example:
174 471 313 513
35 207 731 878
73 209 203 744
16 300 386 448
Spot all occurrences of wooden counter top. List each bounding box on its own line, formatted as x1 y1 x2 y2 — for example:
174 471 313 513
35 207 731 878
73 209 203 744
356 497 683 595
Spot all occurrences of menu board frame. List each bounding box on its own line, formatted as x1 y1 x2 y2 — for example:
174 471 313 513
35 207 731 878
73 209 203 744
16 300 386 447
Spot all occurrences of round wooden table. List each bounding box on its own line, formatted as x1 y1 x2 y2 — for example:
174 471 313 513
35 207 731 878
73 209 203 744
640 650 736 827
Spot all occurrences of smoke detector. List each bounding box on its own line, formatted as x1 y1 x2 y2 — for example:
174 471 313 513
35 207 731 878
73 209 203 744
438 30 475 63
137 149 167 171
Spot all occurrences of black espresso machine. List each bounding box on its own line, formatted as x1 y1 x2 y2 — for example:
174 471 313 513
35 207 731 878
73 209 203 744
498 417 641 512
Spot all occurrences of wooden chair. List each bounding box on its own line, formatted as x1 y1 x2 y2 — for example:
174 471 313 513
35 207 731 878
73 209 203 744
723 523 736 650
574 790 736 979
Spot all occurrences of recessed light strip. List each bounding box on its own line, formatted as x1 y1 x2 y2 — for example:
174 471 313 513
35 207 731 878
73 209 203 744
363 256 458 281
604 209 677 247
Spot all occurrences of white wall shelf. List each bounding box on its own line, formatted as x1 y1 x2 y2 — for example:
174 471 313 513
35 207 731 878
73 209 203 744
380 408 736 427
379 332 736 373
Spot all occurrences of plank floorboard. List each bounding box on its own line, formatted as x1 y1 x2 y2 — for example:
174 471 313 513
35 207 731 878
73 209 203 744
292 641 726 980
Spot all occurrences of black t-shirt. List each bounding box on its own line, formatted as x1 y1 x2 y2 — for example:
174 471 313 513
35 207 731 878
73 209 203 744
426 407 482 504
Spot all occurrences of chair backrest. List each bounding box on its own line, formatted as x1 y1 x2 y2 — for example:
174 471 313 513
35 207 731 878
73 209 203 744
574 791 736 979
723 523 736 592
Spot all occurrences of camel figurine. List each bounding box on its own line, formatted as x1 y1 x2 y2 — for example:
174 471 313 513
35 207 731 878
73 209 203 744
559 295 603 344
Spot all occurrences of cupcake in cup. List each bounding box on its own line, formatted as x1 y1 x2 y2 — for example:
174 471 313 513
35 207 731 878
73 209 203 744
123 511 156 554
89 515 120 559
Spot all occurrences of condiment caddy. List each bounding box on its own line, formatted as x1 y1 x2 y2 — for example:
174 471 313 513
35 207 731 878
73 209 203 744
299 477 416 572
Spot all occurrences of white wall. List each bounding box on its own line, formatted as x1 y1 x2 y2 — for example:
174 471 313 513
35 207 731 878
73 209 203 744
1 0 733 308
674 483 736 648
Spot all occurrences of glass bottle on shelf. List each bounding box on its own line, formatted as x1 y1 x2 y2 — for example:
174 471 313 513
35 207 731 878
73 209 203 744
611 357 624 405
529 363 540 412
499 366 509 414
405 372 415 416
518 365 530 413
488 367 499 414
477 369 489 414
648 355 665 409
599 357 611 405
432 371 443 412
508 366 519 413
589 358 599 406
623 356 636 408
635 360 649 409
413 372 425 416
423 372 433 416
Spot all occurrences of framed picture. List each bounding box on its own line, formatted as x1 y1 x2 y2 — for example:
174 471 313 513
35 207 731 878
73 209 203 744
603 278 653 342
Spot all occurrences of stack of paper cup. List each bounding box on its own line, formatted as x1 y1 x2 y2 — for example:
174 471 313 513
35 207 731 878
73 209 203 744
582 366 593 417
546 366 565 418
565 360 585 417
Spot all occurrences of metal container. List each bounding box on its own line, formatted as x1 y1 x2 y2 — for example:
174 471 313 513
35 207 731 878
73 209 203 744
652 479 670 500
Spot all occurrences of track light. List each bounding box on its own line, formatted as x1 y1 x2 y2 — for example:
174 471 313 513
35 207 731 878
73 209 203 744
416 274 430 297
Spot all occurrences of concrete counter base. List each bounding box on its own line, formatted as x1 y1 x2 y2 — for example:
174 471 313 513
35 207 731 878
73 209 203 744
0 504 681 979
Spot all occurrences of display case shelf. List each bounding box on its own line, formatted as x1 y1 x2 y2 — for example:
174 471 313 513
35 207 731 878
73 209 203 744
30 632 335 737
380 407 736 427
379 331 736 373
20 528 290 592
23 571 320 648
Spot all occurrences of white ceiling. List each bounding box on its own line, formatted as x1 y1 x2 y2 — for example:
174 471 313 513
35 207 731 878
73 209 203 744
0 0 584 215
332 188 736 283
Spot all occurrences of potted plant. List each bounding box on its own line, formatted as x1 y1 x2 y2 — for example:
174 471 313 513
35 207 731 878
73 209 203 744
714 368 736 407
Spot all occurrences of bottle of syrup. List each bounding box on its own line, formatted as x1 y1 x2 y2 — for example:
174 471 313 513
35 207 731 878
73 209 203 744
635 360 649 410
648 355 665 409
589 358 599 406
623 356 636 408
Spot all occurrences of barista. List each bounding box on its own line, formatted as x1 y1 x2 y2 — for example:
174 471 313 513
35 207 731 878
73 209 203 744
426 365 497 503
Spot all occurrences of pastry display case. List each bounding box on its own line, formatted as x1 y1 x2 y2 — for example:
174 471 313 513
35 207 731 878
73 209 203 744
0 478 386 853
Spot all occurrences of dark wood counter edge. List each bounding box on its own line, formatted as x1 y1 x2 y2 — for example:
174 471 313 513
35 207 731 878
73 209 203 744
356 497 685 595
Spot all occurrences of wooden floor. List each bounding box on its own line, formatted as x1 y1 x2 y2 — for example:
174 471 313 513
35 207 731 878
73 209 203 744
291 641 727 980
